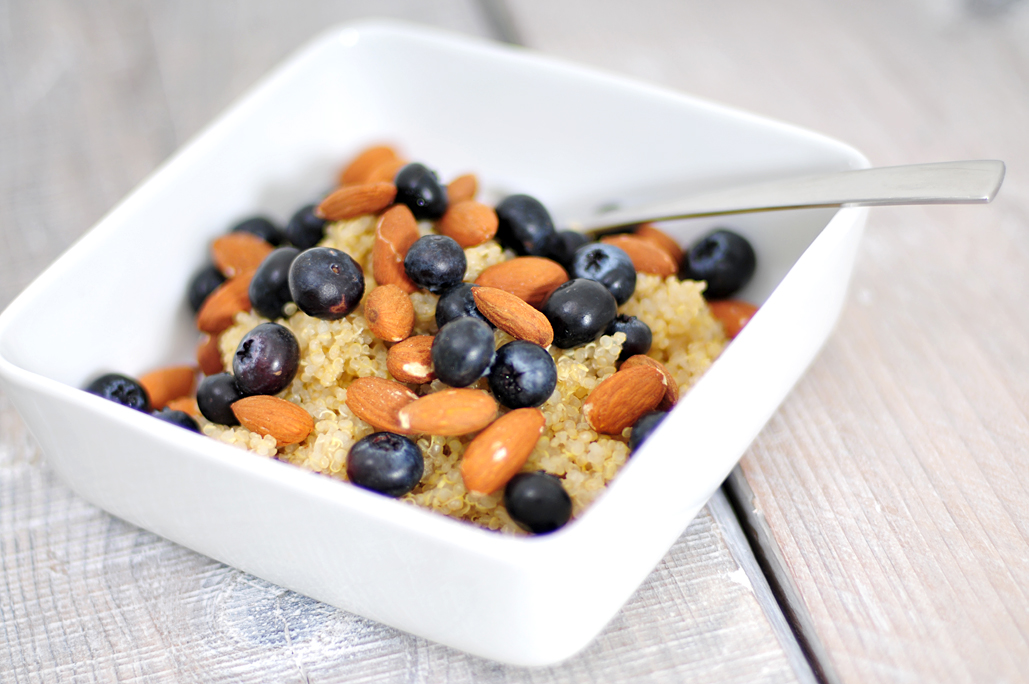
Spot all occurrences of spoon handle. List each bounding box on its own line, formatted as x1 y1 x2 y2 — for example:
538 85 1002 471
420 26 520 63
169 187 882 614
574 160 1006 233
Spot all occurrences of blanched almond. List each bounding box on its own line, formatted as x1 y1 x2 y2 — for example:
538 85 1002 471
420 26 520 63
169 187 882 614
345 377 419 432
472 286 553 347
437 200 498 247
140 365 196 410
397 389 497 436
583 365 666 434
387 336 435 384
601 234 677 277
372 204 420 293
621 355 679 410
212 232 274 277
475 257 568 308
635 223 683 266
461 408 545 494
447 173 478 203
197 333 224 375
316 182 397 221
231 395 314 447
196 270 254 334
365 284 415 342
339 145 398 186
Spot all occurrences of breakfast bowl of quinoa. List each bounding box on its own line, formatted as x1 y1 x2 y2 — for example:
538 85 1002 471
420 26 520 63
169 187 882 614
0 21 869 665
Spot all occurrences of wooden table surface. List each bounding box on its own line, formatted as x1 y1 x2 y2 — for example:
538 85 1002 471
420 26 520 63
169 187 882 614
2 1 1028 682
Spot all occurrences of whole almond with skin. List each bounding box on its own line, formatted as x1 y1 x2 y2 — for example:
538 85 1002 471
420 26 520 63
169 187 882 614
316 182 397 221
397 389 497 436
583 365 666 434
621 354 679 410
708 300 758 339
461 408 546 494
197 333 224 375
212 232 274 278
345 377 418 432
166 396 200 418
196 270 254 334
472 286 554 347
437 200 498 247
635 223 683 266
231 395 314 447
140 365 196 410
601 234 678 277
447 173 478 203
339 145 398 186
373 204 419 293
475 257 568 308
365 284 415 342
365 157 407 184
387 335 435 384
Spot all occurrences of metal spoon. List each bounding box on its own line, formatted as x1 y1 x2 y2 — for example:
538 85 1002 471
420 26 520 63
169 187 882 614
571 159 1005 234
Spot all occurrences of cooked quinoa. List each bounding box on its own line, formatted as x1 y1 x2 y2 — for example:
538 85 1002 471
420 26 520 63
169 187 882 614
203 216 727 534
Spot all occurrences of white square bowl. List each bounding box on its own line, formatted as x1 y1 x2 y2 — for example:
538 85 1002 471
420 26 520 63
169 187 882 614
0 21 868 665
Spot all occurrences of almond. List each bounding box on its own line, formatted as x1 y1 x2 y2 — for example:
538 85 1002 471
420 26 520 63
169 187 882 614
601 234 678 277
387 335 435 384
461 408 545 494
365 157 407 184
365 284 415 342
437 200 498 247
372 204 420 293
708 300 758 339
447 173 478 203
583 365 666 434
166 396 200 418
339 145 398 186
231 395 314 447
316 182 397 221
197 333 224 375
140 365 197 410
635 223 683 266
196 270 254 334
475 257 568 308
620 355 679 410
472 286 553 347
345 377 419 432
212 232 274 277
397 389 497 436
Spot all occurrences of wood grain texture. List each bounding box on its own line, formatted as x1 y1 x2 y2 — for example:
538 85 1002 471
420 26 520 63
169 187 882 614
507 0 1029 681
0 1 805 681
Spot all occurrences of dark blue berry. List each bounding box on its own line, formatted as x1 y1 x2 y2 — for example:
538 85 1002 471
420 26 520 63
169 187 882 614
153 408 200 433
197 372 243 425
546 230 591 271
231 216 282 246
404 235 466 294
188 263 226 312
432 317 495 387
288 247 365 319
570 243 636 305
249 247 300 320
394 163 448 220
495 194 557 257
347 432 424 497
84 373 151 412
488 341 557 409
504 471 572 535
679 228 756 300
284 204 327 249
435 283 491 329
606 314 652 363
629 411 668 453
233 322 300 396
541 279 619 349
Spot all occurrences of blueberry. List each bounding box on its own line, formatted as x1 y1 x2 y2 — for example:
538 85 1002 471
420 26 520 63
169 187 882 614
394 163 448 220
233 322 300 396
495 194 557 257
629 410 668 453
488 341 557 409
541 279 618 349
546 230 591 271
231 216 282 246
197 372 243 425
570 243 636 305
288 247 365 319
84 373 151 412
404 235 466 295
679 228 756 300
188 263 226 312
504 471 572 535
606 314 652 363
153 408 201 433
432 317 496 387
435 282 491 329
346 432 425 497
284 204 327 249
249 247 300 319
